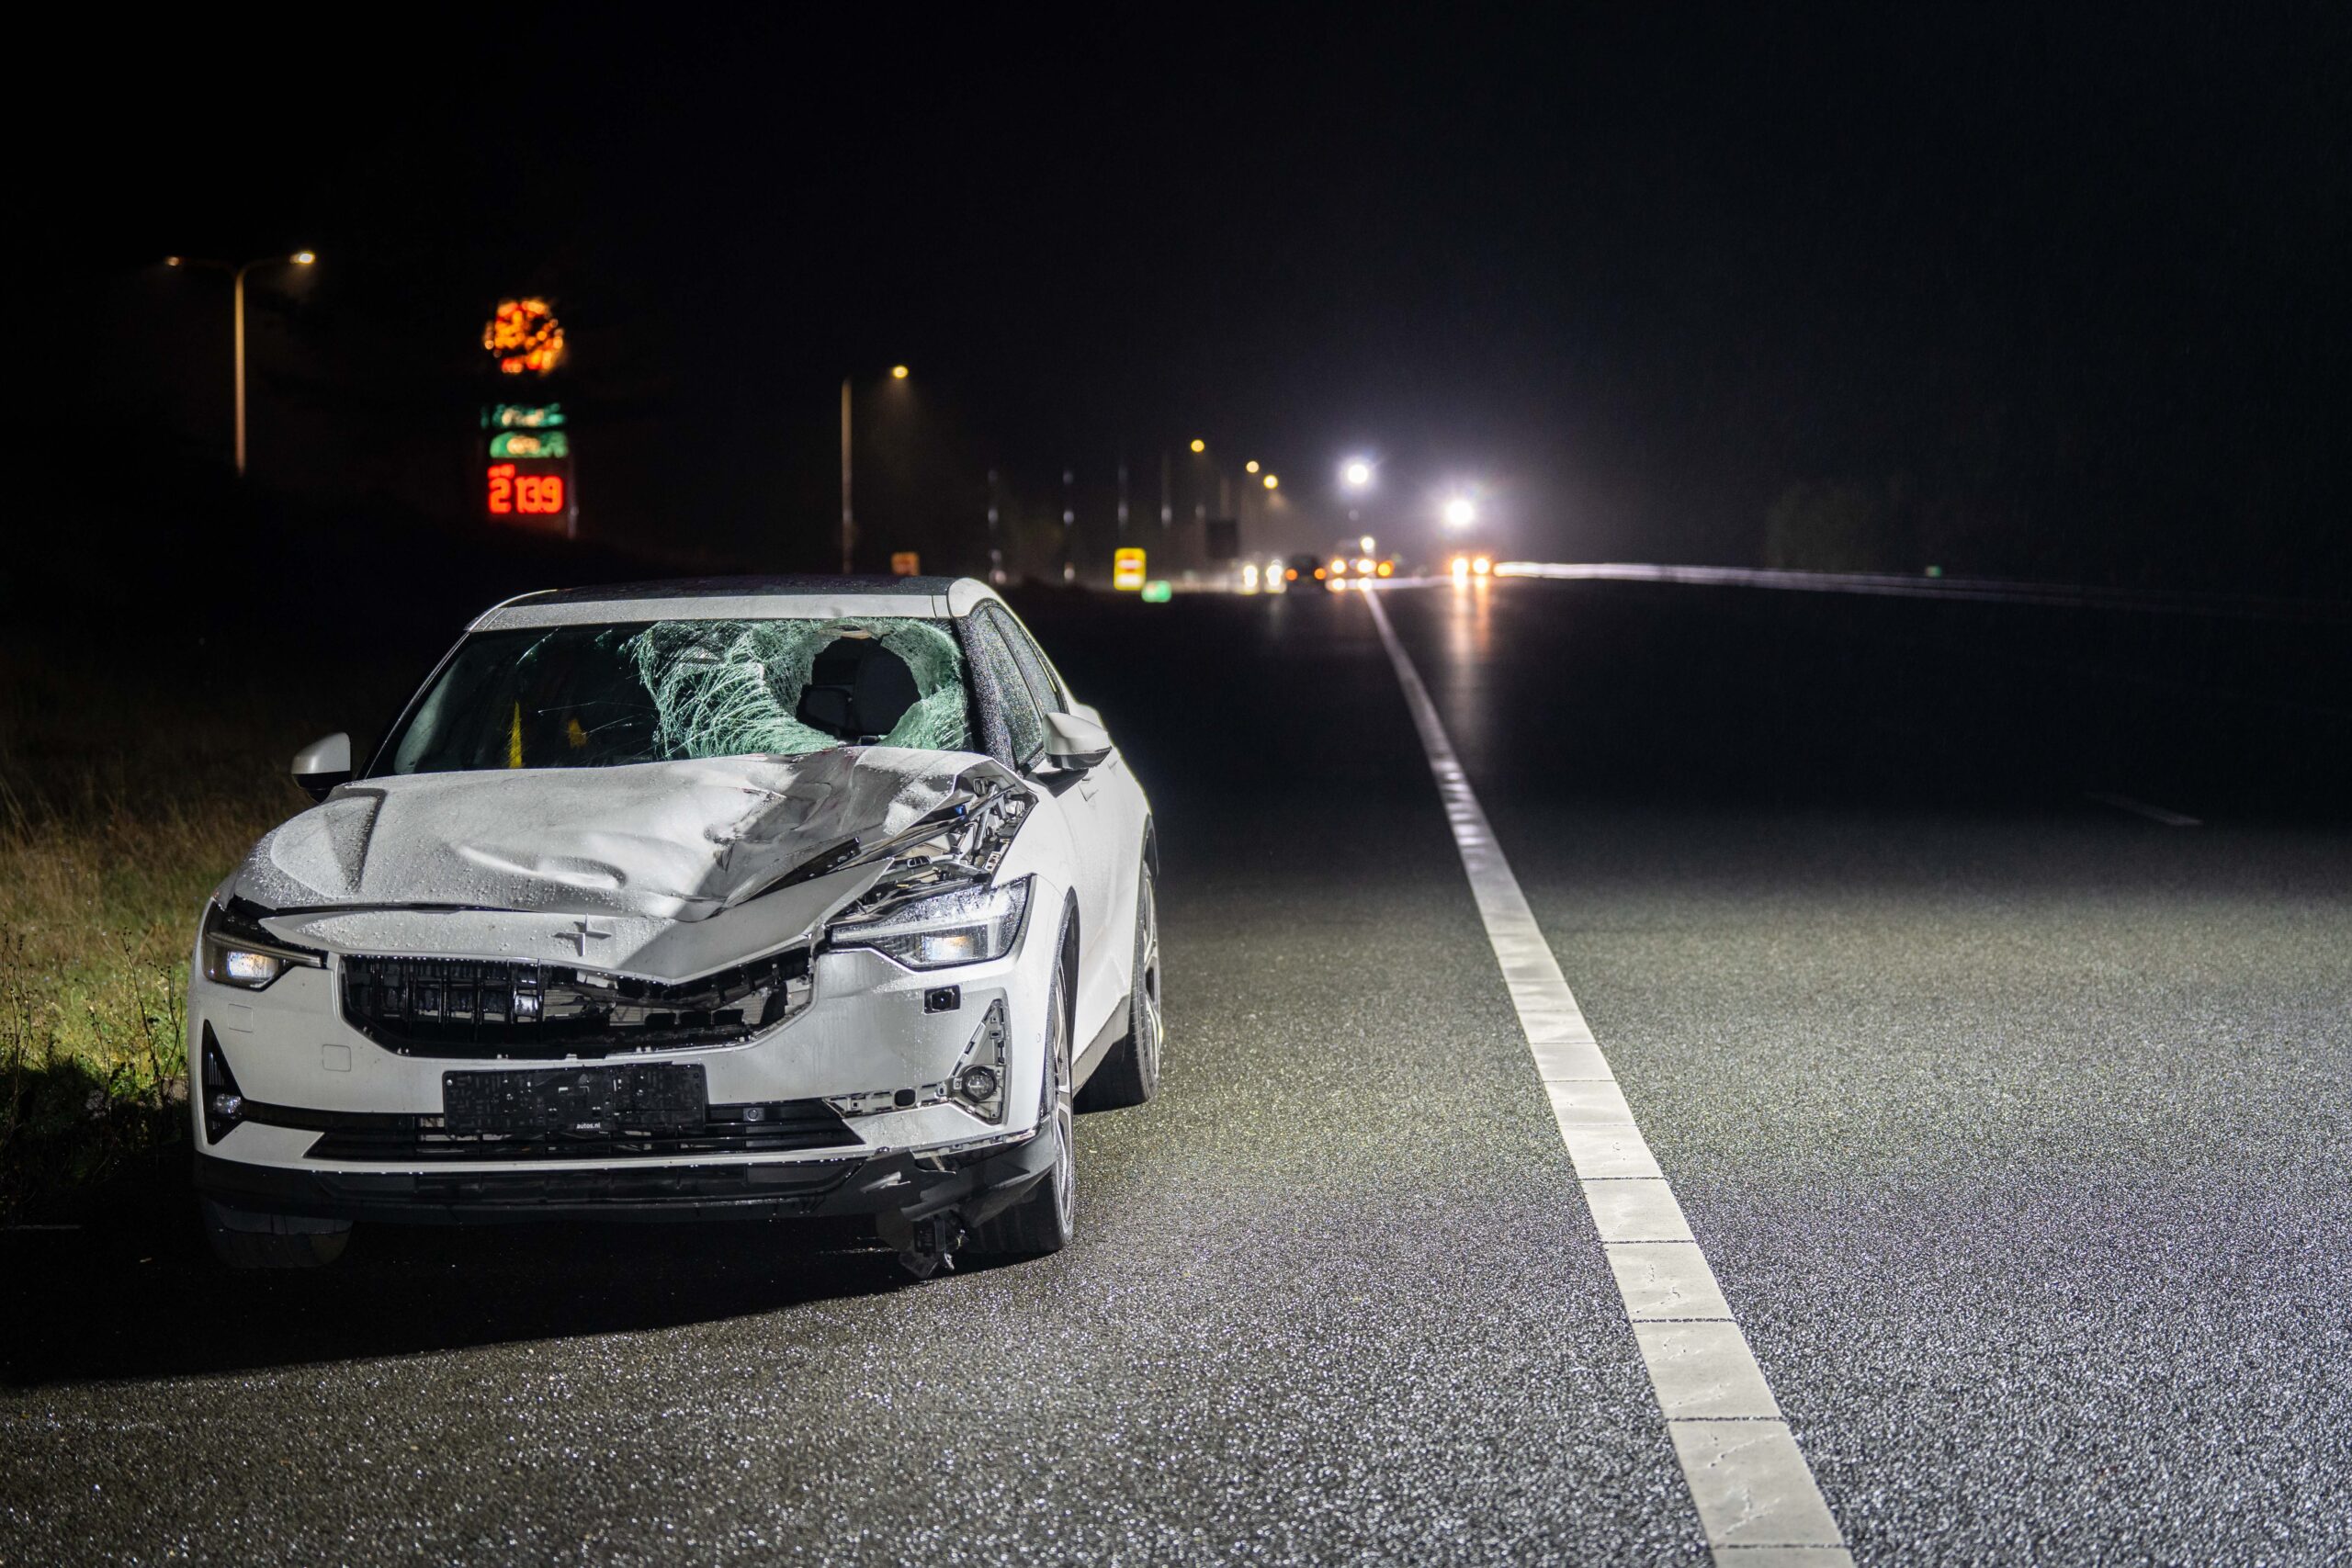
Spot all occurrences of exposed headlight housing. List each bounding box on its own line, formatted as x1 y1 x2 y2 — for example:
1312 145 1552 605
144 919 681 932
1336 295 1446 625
200 901 325 991
830 877 1031 970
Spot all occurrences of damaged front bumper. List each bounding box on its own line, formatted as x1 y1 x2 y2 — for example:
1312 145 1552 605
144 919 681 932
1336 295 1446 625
186 872 1067 1252
192 1118 1058 1232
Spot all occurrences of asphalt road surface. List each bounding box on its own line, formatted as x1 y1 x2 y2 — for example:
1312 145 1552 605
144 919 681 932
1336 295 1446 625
5 581 2347 1565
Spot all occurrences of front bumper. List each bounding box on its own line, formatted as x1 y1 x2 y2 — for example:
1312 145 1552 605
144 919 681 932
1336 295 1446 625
193 1122 1058 1229
185 888 1067 1238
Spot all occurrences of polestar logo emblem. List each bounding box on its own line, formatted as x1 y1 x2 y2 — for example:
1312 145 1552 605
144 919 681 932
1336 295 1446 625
566 919 614 957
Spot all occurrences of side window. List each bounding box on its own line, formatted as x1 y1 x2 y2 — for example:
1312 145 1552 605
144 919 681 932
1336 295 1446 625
984 604 1064 716
964 611 1048 765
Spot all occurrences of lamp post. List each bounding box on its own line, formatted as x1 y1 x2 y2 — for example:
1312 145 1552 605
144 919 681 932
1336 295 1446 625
166 251 315 476
1340 455 1375 534
840 366 911 573
1061 468 1077 582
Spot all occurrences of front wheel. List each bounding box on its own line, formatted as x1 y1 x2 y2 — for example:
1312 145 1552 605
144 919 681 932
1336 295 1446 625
1076 860 1161 1111
967 954 1075 1259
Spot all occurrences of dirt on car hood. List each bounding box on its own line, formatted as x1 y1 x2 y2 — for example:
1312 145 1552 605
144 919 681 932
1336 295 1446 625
227 747 998 922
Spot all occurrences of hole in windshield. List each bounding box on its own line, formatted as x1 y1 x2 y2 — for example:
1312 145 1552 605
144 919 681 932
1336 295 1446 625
379 617 972 774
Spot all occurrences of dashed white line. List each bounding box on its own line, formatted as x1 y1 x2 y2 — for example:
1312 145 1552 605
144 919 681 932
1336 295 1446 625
1609 1243 1734 1321
1366 589 1852 1568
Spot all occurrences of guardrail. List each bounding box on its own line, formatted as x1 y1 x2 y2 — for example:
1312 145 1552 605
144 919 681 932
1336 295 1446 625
1490 561 2352 624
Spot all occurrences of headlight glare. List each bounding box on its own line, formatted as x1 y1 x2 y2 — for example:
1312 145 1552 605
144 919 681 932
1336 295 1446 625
831 877 1031 970
200 902 325 991
220 948 284 987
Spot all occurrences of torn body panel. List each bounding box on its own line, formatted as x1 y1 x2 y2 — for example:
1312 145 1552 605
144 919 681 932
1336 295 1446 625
260 863 874 987
232 748 1024 939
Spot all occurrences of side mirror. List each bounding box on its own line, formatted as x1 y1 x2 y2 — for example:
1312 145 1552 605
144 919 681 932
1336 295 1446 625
291 732 353 802
1043 710 1113 771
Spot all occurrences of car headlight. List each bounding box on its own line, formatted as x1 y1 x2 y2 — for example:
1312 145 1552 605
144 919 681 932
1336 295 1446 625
200 901 325 991
831 877 1032 970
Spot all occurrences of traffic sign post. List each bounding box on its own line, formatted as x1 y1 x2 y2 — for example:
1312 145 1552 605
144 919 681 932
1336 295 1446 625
480 301 575 538
481 404 574 536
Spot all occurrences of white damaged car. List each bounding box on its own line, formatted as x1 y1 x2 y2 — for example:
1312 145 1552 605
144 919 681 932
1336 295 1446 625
187 576 1159 1275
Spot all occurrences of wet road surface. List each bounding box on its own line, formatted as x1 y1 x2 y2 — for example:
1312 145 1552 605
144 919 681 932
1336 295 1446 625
5 581 2347 1564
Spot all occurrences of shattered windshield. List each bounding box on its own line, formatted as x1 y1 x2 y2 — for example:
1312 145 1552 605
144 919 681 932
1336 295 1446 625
379 617 973 774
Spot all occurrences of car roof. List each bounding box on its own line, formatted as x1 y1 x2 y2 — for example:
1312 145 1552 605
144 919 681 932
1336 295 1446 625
469 575 1008 630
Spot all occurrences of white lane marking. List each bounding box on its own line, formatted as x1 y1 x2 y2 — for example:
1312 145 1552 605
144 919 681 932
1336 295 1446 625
1585 1179 1698 1243
1635 1322 1785 1418
1366 590 1852 1568
1545 1079 1639 1125
1559 1129 1665 1181
1610 1243 1735 1321
2086 790 2203 827
1671 1425 1849 1559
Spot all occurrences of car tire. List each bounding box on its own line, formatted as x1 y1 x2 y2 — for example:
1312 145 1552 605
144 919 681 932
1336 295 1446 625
200 1199 352 1270
967 950 1075 1259
1076 859 1160 1111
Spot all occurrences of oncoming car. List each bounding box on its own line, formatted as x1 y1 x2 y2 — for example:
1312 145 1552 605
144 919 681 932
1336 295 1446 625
187 577 1160 1278
1280 551 1396 590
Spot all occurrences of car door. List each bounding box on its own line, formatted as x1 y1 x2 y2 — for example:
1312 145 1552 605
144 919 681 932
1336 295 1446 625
982 603 1137 1054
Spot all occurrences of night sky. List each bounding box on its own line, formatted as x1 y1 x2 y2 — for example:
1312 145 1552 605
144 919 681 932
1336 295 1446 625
35 6 2352 588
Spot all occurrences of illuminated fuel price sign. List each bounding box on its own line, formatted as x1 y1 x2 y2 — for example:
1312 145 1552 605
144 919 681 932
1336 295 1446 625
486 459 575 536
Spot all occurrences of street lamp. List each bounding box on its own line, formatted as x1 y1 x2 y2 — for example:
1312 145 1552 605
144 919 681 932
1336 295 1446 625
1343 458 1373 489
167 250 316 476
1262 473 1279 490
1186 437 1222 521
1442 496 1477 529
841 365 910 573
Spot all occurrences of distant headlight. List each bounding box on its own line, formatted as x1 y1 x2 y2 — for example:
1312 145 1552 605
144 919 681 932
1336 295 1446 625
831 877 1032 970
200 902 325 991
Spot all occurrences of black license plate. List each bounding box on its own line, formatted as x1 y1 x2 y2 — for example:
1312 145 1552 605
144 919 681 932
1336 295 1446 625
442 1064 707 1137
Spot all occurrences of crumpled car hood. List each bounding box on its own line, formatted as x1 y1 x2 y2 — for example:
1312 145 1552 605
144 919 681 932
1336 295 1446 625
230 747 995 923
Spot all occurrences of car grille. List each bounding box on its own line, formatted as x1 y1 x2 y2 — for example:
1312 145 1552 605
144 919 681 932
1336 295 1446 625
258 1096 857 1163
339 950 810 1057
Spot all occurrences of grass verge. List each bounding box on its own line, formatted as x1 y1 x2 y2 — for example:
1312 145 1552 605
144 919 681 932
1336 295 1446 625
0 644 414 1221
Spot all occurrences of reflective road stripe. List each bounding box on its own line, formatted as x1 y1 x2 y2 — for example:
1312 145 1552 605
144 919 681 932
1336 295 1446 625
1366 590 1851 1568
